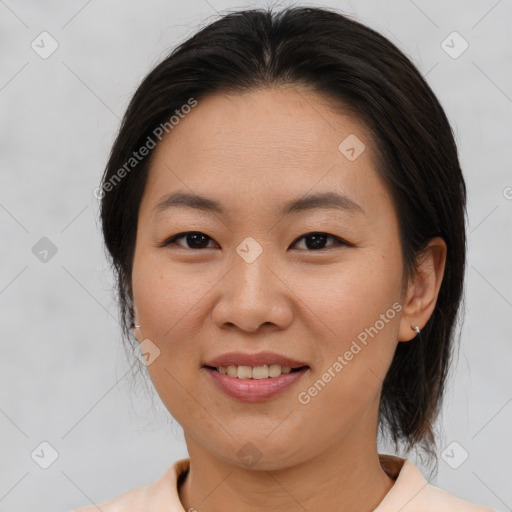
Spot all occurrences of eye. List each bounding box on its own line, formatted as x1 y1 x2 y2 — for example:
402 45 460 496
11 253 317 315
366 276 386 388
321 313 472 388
161 231 218 249
291 232 349 251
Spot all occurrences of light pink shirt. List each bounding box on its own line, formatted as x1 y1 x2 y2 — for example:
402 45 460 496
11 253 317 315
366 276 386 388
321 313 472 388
72 455 496 511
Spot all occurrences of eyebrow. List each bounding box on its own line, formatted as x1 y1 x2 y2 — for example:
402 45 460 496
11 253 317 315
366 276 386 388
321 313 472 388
152 190 363 218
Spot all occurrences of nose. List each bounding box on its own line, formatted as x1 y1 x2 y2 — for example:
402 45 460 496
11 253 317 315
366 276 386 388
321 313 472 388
211 252 294 333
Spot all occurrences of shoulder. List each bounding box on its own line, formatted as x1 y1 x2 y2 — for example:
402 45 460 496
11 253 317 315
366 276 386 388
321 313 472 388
421 483 496 511
71 458 190 512
376 456 496 512
72 485 148 512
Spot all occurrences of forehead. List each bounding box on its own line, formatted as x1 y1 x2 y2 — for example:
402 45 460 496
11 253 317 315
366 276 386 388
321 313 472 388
154 86 366 164
140 86 390 221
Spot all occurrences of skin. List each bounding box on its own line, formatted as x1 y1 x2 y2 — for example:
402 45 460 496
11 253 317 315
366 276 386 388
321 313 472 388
131 85 446 511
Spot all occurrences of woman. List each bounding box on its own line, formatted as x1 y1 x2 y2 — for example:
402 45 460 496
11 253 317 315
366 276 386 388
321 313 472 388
75 5 495 511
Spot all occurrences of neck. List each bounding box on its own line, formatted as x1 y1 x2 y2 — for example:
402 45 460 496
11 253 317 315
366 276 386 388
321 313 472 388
178 418 397 511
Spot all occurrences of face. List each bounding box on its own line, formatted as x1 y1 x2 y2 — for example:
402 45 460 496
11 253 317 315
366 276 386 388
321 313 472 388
131 86 407 470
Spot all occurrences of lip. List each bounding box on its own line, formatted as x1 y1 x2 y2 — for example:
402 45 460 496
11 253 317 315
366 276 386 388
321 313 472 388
204 366 309 402
203 351 308 369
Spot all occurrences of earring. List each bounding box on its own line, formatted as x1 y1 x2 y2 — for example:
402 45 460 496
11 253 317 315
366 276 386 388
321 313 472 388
135 324 141 329
411 325 421 335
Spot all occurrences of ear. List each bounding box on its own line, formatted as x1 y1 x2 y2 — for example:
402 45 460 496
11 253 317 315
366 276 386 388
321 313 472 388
398 237 447 342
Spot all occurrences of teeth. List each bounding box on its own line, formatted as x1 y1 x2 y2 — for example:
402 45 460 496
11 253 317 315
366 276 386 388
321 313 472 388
252 365 268 379
268 364 282 377
218 364 296 379
237 365 252 379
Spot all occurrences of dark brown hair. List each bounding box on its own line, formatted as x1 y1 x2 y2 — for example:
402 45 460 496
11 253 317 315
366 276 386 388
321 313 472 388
98 5 466 468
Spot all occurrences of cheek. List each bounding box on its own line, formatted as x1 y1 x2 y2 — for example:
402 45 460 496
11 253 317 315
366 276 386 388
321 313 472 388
131 248 219 407
292 250 403 344
293 250 402 407
132 248 209 338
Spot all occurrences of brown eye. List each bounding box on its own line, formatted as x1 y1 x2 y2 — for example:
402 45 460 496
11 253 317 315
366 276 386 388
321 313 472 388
291 232 349 251
162 231 217 249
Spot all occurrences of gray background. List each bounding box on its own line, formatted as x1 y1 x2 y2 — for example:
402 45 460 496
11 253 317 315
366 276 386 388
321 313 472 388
1 0 511 511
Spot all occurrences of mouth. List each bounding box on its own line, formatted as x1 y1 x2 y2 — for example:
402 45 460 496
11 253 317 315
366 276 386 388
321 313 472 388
201 352 310 401
203 364 309 379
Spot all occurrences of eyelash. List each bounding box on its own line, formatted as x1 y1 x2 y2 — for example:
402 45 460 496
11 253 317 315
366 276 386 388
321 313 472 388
159 231 352 251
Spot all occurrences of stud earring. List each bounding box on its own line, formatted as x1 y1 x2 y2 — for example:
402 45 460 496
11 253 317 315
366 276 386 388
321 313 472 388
411 325 421 335
135 324 141 329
